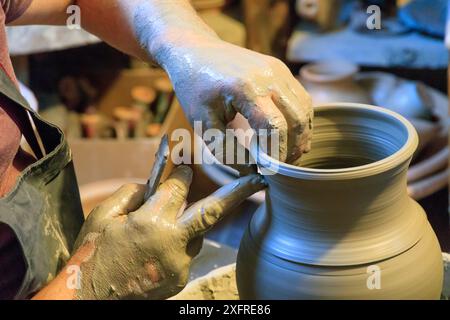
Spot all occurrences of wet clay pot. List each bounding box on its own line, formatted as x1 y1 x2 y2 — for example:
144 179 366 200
236 103 443 299
299 61 372 106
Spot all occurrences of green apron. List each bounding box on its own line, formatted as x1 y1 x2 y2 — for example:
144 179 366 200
0 69 84 299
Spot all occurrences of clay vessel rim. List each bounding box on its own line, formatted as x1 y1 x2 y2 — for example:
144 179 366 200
299 61 359 83
250 103 418 180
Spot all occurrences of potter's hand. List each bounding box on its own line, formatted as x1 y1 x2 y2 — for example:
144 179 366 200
72 166 266 300
11 1 313 166
161 40 314 166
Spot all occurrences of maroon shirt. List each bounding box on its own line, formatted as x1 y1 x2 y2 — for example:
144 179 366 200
1 0 32 84
0 0 32 300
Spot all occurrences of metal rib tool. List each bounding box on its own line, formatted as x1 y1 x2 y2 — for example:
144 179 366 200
144 134 170 201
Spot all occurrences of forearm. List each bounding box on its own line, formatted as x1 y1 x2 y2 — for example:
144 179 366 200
8 0 72 25
32 242 95 300
120 0 220 65
11 0 219 66
32 263 78 300
77 0 221 68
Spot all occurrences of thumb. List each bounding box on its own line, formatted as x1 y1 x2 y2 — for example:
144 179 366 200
134 165 192 221
201 112 257 176
74 184 146 252
179 174 266 238
88 183 147 221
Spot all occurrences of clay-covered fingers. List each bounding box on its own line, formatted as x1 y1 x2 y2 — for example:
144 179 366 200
179 174 267 238
287 72 314 153
234 95 288 162
268 58 313 164
94 183 147 219
201 113 257 176
134 165 193 220
272 80 313 164
75 183 148 251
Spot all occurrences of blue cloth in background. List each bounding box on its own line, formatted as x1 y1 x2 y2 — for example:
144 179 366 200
398 0 448 38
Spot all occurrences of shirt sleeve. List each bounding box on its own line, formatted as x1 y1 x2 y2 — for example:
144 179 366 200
1 0 32 24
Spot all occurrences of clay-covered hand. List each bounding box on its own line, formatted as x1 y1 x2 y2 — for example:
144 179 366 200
72 165 266 300
159 39 313 166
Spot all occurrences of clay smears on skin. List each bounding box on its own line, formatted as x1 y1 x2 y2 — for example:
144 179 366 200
132 0 313 167
73 164 266 299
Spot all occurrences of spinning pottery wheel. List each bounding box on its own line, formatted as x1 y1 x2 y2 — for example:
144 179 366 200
172 254 450 300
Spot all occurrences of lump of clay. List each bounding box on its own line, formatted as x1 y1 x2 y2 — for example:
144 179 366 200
169 264 238 300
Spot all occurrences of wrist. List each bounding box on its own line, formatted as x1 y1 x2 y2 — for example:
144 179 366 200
32 251 86 300
134 0 219 69
150 31 220 70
